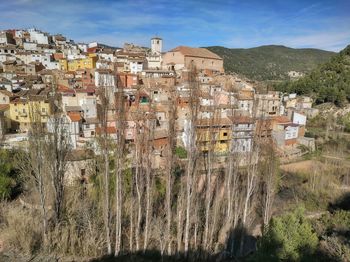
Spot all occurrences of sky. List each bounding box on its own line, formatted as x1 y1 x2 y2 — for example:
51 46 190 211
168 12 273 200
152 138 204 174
0 0 349 52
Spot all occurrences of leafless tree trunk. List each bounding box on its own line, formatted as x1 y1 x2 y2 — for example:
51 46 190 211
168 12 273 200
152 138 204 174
176 181 184 254
46 100 70 222
98 85 112 255
210 179 221 252
129 198 134 252
134 120 143 251
203 139 213 250
166 83 177 255
114 87 125 256
21 105 49 248
239 145 259 255
261 143 278 226
143 117 154 252
184 62 199 256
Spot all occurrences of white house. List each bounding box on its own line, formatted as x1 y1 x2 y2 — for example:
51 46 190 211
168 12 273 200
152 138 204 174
231 116 254 153
130 60 144 74
28 29 50 45
77 43 88 52
292 112 306 125
47 114 80 149
285 125 299 140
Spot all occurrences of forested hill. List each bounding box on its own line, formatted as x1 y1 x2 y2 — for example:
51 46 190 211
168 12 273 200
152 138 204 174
274 44 350 106
206 45 335 81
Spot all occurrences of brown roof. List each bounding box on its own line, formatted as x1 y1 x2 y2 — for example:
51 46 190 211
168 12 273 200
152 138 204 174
95 68 112 74
153 129 168 140
96 126 117 135
197 117 232 127
0 104 9 111
272 116 291 124
0 89 13 97
229 116 254 124
237 92 254 100
169 46 222 60
68 112 82 122
200 92 213 99
84 117 99 124
65 106 82 112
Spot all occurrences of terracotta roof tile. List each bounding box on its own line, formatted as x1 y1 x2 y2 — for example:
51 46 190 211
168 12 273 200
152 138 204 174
170 46 222 60
229 116 254 124
95 126 116 134
272 116 291 124
68 112 81 122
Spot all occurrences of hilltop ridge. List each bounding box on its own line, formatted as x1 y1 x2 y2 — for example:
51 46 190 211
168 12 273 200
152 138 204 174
206 45 336 81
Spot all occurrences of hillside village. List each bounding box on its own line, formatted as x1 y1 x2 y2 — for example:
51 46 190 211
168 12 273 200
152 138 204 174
2 22 350 262
0 28 318 180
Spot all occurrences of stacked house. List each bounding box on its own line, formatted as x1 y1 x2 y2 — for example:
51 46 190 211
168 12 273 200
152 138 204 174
0 28 316 181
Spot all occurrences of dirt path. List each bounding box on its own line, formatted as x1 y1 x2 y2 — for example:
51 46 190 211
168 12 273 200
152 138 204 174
280 160 325 173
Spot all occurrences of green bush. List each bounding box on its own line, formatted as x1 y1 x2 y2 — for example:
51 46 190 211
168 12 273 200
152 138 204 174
175 146 187 159
254 207 318 261
0 149 22 200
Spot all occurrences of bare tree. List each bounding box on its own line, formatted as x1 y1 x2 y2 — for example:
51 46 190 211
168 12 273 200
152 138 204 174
176 177 185 254
143 97 155 252
261 142 279 226
239 142 259 255
97 80 113 255
46 95 70 222
165 83 177 255
184 63 199 256
19 104 49 248
114 86 125 256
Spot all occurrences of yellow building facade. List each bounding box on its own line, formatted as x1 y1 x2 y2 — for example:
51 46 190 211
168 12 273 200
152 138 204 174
9 99 51 131
197 125 232 154
59 54 97 71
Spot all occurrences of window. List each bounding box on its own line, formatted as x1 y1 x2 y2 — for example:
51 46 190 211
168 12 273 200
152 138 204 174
22 109 26 113
223 132 228 137
154 91 158 94
86 124 90 128
16 116 19 120
42 107 45 112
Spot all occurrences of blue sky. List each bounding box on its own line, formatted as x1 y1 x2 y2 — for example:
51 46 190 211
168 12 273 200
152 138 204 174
1 0 349 51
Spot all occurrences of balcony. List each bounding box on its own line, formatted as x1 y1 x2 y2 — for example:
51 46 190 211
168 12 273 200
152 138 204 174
232 126 253 131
